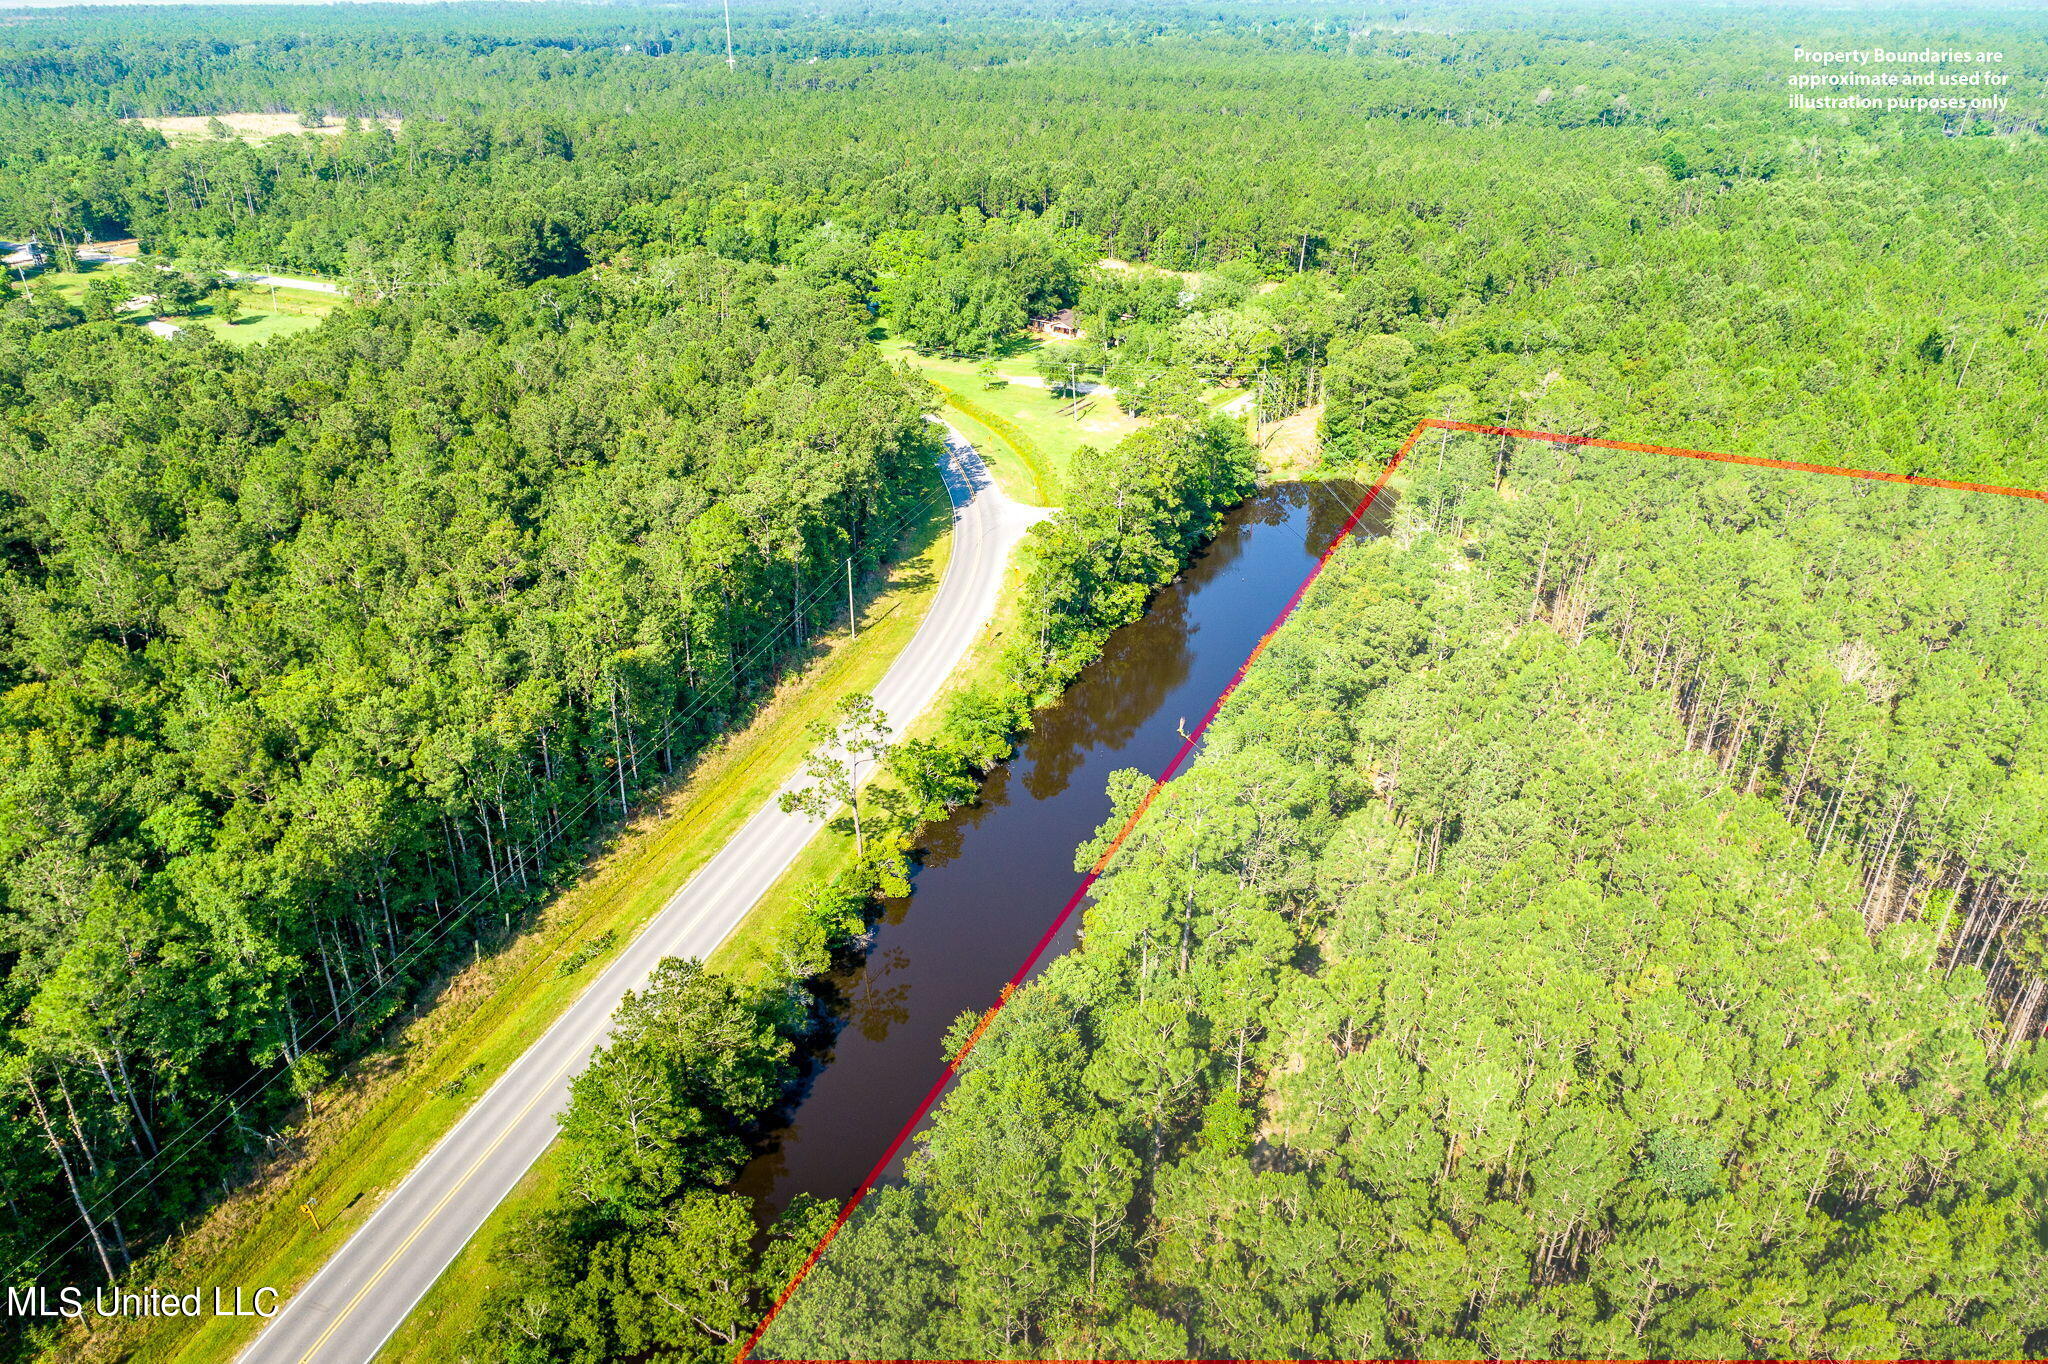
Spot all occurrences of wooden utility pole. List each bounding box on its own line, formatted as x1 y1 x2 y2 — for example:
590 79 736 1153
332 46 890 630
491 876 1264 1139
846 556 856 641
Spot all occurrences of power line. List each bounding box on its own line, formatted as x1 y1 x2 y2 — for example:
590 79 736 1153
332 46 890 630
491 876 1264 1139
6 477 958 1285
12 483 947 1280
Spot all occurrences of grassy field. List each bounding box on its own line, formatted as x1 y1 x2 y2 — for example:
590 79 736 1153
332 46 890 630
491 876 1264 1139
878 329 1258 505
64 474 954 1364
16 263 338 347
378 532 1040 1364
186 297 329 344
877 333 1140 506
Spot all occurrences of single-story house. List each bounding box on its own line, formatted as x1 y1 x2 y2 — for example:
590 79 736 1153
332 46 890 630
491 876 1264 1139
1032 306 1081 339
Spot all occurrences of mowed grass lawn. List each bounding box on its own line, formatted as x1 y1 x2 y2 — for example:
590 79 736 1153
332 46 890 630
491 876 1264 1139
876 332 1139 506
195 282 338 344
16 265 338 347
71 473 954 1364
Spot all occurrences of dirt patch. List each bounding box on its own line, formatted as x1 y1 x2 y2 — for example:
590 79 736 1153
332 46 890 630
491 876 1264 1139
1098 256 1206 289
1257 403 1324 477
129 113 402 143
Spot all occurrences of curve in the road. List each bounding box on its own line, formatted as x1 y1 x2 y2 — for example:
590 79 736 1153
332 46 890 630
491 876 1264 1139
239 426 1046 1364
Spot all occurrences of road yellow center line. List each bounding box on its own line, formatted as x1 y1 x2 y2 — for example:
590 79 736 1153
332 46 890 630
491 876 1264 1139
293 1047 584 1363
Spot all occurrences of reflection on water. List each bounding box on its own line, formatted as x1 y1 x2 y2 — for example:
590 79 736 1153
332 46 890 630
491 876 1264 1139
1021 587 1194 803
731 481 1381 1214
842 947 912 1045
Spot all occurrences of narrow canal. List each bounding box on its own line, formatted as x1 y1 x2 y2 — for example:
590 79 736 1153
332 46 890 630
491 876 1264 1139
733 477 1384 1213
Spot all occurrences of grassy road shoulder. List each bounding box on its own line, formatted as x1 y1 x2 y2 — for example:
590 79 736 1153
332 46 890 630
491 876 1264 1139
376 539 1037 1363
61 474 953 1364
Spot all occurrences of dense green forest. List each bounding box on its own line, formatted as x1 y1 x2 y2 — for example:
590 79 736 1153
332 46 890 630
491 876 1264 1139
767 437 2048 1360
3 0 2048 1356
0 257 938 1296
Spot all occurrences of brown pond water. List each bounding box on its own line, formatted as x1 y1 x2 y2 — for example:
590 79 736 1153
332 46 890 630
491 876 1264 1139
733 479 1384 1213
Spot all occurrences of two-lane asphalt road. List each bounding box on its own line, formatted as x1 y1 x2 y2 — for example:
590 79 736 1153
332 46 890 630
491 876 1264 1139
242 426 1044 1364
220 269 345 295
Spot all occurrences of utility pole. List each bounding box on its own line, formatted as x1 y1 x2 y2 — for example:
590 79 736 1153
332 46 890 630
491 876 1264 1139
724 0 736 69
846 556 856 641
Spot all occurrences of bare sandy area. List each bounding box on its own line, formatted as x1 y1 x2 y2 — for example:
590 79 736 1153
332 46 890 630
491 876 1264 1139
127 113 402 142
1256 403 1323 477
1098 256 1206 288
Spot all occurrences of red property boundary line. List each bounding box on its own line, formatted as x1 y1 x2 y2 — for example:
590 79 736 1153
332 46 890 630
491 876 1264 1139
736 416 2048 1364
